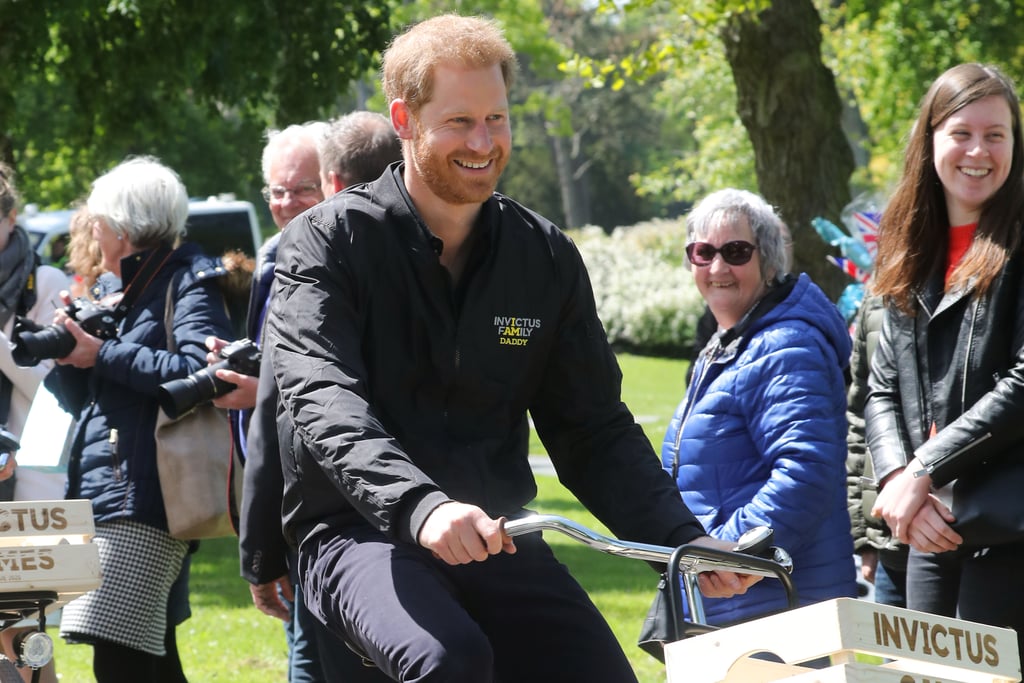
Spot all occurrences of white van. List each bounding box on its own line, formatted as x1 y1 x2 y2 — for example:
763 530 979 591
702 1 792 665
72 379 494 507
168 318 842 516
21 196 263 267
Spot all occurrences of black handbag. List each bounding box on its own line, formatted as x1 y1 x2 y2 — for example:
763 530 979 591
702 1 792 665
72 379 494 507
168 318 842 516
637 545 711 662
951 460 1024 548
637 572 673 662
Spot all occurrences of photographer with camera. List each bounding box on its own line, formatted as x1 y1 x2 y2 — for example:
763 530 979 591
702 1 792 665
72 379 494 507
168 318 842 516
42 157 234 683
0 162 68 683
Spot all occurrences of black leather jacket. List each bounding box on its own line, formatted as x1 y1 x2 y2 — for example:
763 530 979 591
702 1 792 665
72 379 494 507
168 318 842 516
865 249 1024 489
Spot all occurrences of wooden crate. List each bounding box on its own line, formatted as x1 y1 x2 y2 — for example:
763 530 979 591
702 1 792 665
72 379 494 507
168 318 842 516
0 499 101 617
665 598 1020 683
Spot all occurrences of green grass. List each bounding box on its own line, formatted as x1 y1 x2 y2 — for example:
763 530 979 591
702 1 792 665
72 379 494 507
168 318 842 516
529 352 689 456
51 353 689 682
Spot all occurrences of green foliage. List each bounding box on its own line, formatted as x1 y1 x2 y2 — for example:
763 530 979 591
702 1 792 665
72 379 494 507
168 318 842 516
1 0 396 208
636 50 757 202
570 220 705 357
559 1 765 210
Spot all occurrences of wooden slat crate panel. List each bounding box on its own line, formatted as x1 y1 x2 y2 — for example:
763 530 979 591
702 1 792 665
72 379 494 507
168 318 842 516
0 500 101 617
665 598 1021 683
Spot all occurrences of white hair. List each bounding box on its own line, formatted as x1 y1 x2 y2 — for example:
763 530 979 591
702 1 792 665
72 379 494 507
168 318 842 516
87 156 189 247
261 121 328 184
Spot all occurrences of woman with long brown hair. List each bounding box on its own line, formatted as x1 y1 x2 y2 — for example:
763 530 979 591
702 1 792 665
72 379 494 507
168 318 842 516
867 63 1024 651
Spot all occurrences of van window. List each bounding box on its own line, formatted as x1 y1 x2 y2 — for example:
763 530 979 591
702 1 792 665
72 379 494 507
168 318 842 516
185 209 260 259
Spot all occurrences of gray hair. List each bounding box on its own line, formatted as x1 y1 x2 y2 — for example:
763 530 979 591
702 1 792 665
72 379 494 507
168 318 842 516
87 156 189 248
686 188 789 284
319 111 401 186
261 121 328 184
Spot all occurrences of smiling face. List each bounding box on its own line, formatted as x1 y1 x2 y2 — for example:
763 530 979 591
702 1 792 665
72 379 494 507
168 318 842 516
691 213 767 330
265 143 324 229
933 95 1014 225
398 63 511 208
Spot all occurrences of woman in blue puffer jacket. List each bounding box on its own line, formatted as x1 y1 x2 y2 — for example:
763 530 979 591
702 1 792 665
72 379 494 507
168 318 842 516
43 157 233 682
662 188 857 627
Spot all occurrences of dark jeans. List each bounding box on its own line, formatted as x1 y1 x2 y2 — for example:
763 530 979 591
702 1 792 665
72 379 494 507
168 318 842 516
907 542 1024 656
873 561 907 609
299 525 637 683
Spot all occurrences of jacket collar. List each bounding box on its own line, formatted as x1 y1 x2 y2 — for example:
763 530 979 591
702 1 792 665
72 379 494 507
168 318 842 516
917 269 976 320
383 161 497 261
710 273 799 360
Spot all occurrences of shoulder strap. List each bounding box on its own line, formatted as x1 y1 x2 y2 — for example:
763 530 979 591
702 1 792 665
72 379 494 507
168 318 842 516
113 247 174 322
163 271 180 353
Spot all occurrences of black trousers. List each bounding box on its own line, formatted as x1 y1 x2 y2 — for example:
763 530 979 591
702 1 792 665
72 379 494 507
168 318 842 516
907 541 1024 657
298 524 638 683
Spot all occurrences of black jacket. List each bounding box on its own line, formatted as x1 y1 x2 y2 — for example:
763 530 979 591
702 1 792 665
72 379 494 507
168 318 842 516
49 243 233 528
238 232 290 584
267 163 705 550
866 249 1024 490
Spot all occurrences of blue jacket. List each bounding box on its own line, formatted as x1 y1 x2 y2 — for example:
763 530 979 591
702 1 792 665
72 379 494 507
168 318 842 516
49 243 234 529
662 273 857 625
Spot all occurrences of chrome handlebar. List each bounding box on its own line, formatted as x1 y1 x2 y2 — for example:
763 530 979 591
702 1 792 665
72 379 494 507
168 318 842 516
501 514 797 627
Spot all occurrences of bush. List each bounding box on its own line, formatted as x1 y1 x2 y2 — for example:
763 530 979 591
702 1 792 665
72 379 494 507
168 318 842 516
569 219 705 358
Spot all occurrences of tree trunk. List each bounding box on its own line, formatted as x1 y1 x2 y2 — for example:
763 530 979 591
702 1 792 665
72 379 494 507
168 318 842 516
720 0 854 299
550 130 591 229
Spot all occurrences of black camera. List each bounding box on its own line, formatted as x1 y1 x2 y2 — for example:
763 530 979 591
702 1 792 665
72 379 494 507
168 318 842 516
157 338 261 419
11 299 120 367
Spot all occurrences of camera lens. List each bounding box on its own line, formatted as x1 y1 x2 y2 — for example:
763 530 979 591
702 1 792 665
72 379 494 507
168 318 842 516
11 325 77 367
157 360 236 419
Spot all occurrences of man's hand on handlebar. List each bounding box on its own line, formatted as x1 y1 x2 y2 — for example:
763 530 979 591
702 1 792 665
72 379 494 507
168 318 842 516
418 501 517 566
689 536 762 598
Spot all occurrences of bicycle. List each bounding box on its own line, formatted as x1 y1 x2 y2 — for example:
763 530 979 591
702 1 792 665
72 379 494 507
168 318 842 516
502 514 797 662
336 512 797 680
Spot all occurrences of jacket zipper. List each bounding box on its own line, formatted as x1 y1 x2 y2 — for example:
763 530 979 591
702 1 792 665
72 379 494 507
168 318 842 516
921 299 987 475
671 342 720 480
921 431 993 475
960 300 980 410
109 428 122 482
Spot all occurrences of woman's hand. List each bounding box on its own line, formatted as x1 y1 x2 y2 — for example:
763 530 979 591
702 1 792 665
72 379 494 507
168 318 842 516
904 494 961 553
53 317 104 369
689 535 762 597
869 474 961 553
871 458 935 544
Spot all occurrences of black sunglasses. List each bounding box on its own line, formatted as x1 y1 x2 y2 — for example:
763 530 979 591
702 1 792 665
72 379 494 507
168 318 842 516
685 240 758 267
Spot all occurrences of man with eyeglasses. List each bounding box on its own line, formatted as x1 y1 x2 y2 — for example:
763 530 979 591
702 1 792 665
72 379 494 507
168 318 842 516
209 117 400 683
261 124 328 232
